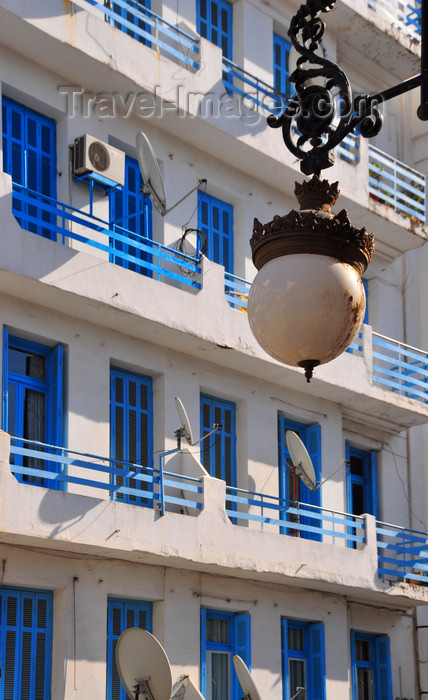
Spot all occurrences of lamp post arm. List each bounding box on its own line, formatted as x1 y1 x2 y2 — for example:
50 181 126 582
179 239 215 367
418 0 428 120
271 0 427 175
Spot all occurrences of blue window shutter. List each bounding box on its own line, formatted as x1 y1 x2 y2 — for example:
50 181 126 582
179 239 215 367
304 424 322 542
2 327 8 432
107 598 152 700
370 450 378 519
281 619 290 700
273 33 291 100
109 155 152 276
197 0 233 59
0 588 52 700
110 368 154 506
345 442 352 513
309 624 326 700
200 394 236 487
2 97 56 240
198 191 233 273
233 614 250 667
305 424 321 505
200 608 207 698
51 344 63 447
233 614 251 700
350 631 358 700
362 278 369 324
374 635 392 700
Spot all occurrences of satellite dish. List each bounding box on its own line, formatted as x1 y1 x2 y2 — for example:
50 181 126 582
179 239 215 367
233 656 262 700
174 397 194 446
115 628 172 700
136 131 207 217
137 131 167 216
285 430 317 491
174 397 222 448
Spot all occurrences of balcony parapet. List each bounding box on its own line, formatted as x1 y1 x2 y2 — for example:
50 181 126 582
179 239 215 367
78 0 200 70
1 432 427 606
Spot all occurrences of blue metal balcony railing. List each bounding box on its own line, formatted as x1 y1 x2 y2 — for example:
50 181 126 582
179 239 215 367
226 485 366 546
82 0 200 69
224 272 251 312
377 520 428 583
11 184 202 289
372 332 428 402
9 436 203 513
222 58 288 115
368 0 421 40
369 145 426 223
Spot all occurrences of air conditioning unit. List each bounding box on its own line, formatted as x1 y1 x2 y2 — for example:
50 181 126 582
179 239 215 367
73 135 125 186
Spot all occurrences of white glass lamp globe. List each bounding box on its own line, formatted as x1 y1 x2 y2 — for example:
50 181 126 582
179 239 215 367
247 253 366 371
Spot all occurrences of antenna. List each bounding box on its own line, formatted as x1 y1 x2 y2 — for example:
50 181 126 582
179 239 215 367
233 655 262 700
174 397 222 447
285 430 317 492
136 131 207 217
115 628 172 700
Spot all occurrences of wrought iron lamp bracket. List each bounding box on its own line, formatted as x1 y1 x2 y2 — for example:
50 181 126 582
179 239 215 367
268 0 427 176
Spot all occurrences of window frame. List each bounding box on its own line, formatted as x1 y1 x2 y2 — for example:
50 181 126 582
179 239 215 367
200 393 237 487
2 329 64 489
350 631 392 700
109 154 153 276
277 415 322 540
198 191 234 273
273 33 292 102
110 366 154 506
2 96 57 240
196 0 233 60
201 608 250 700
346 443 377 518
0 586 53 700
106 597 153 700
282 618 326 700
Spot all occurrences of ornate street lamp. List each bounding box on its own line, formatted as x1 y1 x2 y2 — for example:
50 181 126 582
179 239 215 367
247 0 427 381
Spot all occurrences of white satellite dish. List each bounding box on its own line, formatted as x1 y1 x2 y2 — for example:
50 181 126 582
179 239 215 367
115 628 172 700
136 131 207 217
233 656 262 700
174 397 194 446
174 397 222 447
285 430 317 491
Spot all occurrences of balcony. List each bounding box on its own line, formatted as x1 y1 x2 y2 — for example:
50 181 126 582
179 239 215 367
227 485 428 588
3 177 428 429
368 0 422 41
2 434 428 605
369 145 426 225
82 0 200 70
11 184 202 290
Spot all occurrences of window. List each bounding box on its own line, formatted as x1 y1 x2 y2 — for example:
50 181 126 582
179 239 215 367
0 587 53 699
201 609 250 700
2 96 57 239
198 192 234 273
282 619 326 700
110 368 154 505
277 416 322 540
273 33 291 112
109 154 153 276
351 632 392 700
200 394 236 486
197 0 233 59
346 444 377 518
106 598 152 700
2 330 64 489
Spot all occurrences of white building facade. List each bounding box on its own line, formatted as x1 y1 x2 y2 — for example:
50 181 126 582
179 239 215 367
0 0 427 699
